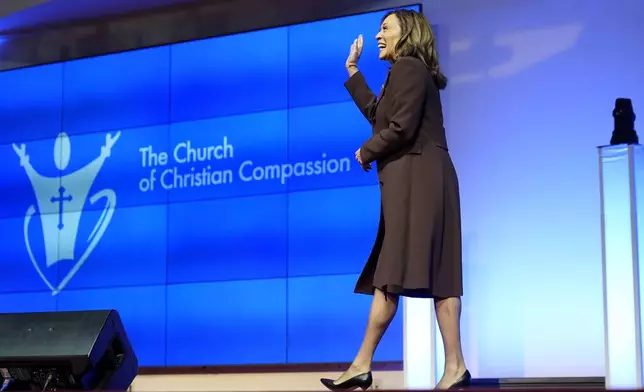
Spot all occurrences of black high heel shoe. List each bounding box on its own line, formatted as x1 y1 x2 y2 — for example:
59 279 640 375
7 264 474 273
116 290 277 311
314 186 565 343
320 372 373 391
447 369 472 390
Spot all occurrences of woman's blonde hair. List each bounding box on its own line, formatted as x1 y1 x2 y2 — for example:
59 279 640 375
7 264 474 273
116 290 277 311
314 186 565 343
383 9 447 90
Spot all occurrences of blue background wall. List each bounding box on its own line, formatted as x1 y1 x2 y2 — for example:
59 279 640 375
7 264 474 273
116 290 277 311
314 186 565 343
0 5 420 367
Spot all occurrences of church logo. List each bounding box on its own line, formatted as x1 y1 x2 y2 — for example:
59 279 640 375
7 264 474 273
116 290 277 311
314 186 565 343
13 131 121 295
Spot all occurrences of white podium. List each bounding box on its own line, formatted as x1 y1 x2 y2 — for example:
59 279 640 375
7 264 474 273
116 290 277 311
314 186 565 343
599 144 644 389
403 297 444 389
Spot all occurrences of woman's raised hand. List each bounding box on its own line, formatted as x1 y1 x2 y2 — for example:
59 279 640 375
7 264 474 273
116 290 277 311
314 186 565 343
346 34 363 69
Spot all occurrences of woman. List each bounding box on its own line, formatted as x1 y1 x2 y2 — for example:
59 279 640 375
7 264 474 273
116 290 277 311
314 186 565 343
320 9 470 391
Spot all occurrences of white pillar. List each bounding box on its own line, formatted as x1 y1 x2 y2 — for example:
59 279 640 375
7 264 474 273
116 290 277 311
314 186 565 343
403 297 444 389
599 144 644 389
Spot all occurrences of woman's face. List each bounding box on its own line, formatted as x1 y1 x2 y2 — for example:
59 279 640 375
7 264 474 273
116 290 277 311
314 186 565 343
376 14 402 61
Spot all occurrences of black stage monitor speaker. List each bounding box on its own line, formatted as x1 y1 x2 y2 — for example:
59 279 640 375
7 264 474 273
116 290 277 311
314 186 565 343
0 310 138 391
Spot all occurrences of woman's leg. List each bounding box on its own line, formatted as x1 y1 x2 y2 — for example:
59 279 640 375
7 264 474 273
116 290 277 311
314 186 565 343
333 288 400 384
434 296 467 389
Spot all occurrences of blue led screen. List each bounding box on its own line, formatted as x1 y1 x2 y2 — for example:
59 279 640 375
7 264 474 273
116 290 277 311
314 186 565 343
0 5 419 366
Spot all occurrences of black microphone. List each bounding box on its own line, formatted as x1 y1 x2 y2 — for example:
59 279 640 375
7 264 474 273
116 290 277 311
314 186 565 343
610 98 638 145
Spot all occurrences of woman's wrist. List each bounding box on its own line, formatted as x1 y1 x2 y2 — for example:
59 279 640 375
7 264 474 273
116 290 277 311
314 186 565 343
346 64 359 77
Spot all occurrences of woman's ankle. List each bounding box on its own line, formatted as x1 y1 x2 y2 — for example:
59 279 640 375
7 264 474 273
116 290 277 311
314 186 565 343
349 360 372 373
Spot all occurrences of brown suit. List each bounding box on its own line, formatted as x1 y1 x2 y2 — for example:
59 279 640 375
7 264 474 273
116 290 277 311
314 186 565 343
344 56 463 299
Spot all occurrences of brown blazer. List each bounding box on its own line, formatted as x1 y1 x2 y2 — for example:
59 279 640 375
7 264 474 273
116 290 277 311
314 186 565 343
344 56 463 298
